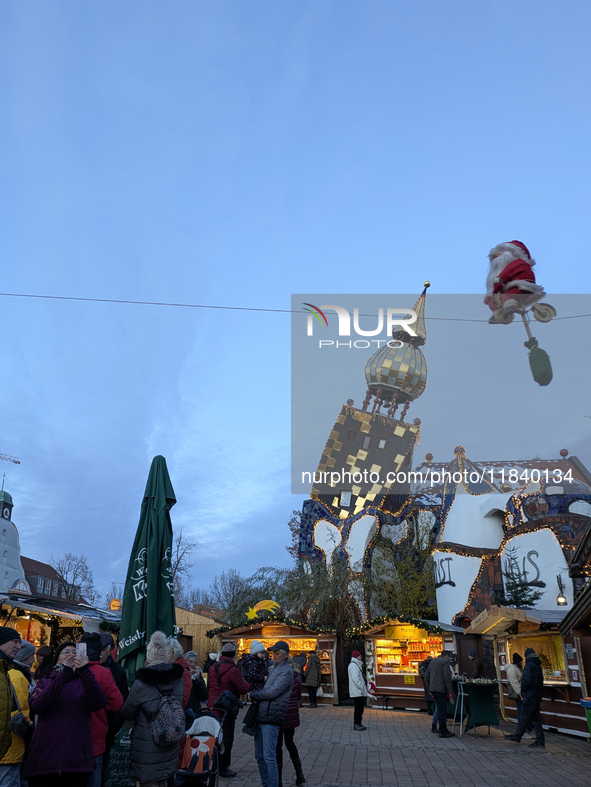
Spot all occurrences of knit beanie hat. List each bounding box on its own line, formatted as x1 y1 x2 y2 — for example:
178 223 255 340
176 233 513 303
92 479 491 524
351 650 361 658
80 632 102 661
145 631 170 666
250 640 266 655
0 627 20 646
16 640 36 662
524 648 535 658
209 652 219 661
100 633 115 650
54 641 76 664
467 649 477 657
184 650 198 661
222 643 236 655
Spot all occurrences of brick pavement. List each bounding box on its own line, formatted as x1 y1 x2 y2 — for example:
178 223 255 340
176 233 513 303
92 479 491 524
226 705 591 786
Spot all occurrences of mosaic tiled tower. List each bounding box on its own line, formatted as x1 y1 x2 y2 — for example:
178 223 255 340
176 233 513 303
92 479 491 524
299 286 431 619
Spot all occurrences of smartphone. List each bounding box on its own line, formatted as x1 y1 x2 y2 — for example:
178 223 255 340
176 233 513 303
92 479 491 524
76 642 87 659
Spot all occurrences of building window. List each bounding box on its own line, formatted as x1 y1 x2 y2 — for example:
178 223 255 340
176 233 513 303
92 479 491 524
52 580 58 597
362 436 371 450
37 576 44 593
347 431 357 443
340 491 352 507
378 438 387 449
44 578 51 594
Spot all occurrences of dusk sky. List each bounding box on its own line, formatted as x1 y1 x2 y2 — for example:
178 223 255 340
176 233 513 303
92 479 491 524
2 1 591 602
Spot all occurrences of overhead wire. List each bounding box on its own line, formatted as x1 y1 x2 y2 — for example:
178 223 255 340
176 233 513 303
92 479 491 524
0 291 589 322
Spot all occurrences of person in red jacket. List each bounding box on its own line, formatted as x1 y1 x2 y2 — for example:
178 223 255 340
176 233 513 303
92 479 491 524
277 662 305 787
207 643 250 779
484 240 545 314
80 633 124 787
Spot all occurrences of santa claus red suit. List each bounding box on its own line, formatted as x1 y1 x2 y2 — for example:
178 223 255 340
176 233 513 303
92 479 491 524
484 240 545 312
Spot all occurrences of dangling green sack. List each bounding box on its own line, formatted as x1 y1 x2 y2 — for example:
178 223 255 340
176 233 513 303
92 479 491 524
528 346 553 386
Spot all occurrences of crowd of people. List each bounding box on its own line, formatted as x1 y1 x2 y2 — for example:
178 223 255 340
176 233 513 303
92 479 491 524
0 621 548 787
418 647 546 747
0 626 321 787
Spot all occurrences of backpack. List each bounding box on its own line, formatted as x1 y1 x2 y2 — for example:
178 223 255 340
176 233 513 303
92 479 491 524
149 687 186 747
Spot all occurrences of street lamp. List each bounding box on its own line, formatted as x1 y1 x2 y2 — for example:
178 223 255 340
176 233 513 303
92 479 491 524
556 575 567 606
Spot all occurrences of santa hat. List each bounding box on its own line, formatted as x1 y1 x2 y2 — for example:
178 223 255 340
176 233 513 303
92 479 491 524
489 240 533 263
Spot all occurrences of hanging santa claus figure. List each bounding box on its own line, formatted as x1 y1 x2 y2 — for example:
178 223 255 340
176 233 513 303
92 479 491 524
484 240 547 322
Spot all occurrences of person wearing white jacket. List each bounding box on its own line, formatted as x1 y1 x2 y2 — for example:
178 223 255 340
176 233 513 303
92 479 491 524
348 651 368 731
506 652 532 739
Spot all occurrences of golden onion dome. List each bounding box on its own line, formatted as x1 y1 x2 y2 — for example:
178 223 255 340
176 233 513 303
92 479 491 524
364 284 429 404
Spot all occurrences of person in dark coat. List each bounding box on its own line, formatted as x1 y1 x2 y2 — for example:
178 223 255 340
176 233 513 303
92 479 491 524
276 662 305 787
184 652 208 713
203 653 218 675
506 648 545 748
24 641 108 787
467 649 486 679
207 643 250 779
425 651 455 738
241 641 268 691
34 647 53 681
303 651 321 708
250 642 294 787
98 632 129 786
121 632 184 786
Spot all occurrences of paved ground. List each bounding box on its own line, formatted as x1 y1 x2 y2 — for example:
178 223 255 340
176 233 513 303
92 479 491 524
227 705 591 787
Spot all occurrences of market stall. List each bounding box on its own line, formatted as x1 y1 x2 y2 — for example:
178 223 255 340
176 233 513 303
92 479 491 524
213 618 338 705
467 605 589 738
356 618 464 710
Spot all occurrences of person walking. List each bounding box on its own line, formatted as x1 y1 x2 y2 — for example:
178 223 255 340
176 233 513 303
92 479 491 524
0 638 32 787
0 628 21 763
79 633 124 787
276 661 305 787
207 643 250 779
24 641 107 787
303 651 321 708
426 650 455 738
249 642 294 787
121 631 185 787
506 648 545 748
348 651 368 731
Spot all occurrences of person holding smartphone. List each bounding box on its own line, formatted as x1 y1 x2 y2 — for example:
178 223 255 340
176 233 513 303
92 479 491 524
23 641 107 787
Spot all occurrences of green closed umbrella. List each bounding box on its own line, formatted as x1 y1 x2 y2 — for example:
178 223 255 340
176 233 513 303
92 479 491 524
119 455 177 684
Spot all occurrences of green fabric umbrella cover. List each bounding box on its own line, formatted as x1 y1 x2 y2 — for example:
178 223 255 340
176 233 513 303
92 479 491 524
119 455 177 684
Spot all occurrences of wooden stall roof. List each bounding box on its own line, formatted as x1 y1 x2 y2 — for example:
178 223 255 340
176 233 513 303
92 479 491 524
559 583 591 637
361 618 464 638
467 605 568 635
218 620 334 638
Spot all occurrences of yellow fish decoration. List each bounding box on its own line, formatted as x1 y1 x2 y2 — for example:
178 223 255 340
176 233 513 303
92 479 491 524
246 600 280 620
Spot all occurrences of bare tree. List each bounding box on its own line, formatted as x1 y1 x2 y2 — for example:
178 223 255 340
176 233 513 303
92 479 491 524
50 553 98 605
170 528 199 606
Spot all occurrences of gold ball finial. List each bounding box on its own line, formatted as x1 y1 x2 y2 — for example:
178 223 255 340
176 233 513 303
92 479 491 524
424 281 431 288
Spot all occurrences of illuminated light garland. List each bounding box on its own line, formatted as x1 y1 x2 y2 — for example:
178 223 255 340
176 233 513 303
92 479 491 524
345 614 447 639
206 615 337 639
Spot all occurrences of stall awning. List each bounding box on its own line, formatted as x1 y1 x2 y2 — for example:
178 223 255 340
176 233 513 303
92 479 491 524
466 605 568 635
0 595 121 623
361 618 465 637
558 583 591 637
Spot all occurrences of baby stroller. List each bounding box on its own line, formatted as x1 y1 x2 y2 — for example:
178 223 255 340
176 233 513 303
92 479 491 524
175 709 225 787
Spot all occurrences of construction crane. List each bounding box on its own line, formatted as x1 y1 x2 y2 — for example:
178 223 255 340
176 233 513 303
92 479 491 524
0 454 20 465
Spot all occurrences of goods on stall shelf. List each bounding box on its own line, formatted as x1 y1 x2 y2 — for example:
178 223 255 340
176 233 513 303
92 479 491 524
506 633 567 683
375 628 443 675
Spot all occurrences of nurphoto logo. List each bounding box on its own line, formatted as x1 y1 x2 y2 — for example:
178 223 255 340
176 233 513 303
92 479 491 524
303 303 418 349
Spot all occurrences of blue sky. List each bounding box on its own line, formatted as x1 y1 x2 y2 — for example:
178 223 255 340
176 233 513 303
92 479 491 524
2 1 591 600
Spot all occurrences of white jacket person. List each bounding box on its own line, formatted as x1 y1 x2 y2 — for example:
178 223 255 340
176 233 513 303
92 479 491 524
348 655 367 698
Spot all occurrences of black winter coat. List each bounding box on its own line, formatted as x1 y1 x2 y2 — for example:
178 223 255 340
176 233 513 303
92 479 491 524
520 655 544 699
121 662 184 783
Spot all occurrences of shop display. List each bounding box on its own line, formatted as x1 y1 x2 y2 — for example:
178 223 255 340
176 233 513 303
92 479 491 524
375 626 443 675
507 633 567 683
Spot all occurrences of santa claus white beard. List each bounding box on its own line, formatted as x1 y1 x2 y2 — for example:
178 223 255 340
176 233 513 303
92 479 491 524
486 250 519 293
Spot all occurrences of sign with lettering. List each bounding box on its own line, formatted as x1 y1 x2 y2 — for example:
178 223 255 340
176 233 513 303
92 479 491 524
104 726 135 787
403 675 416 684
261 625 291 637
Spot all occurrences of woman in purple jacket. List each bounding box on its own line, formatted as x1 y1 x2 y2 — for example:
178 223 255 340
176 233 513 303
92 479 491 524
24 641 107 787
276 662 305 787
